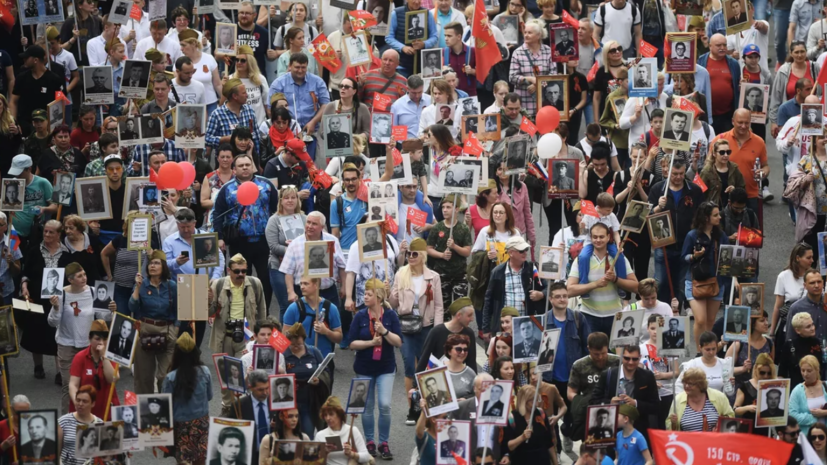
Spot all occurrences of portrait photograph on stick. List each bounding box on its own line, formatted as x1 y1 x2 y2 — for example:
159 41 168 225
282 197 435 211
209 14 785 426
476 380 514 425
137 394 173 447
370 153 413 185
193 233 220 268
551 23 578 62
512 316 542 363
321 113 354 158
370 112 392 144
723 305 751 342
365 0 391 35
800 103 824 136
206 417 254 465
47 100 64 133
119 60 151 99
656 316 689 357
105 312 137 367
505 134 530 175
224 356 246 393
538 76 568 118
0 178 25 212
215 22 238 55
213 354 228 390
75 177 112 221
718 417 753 434
253 344 277 374
756 379 790 428
610 309 644 348
357 222 386 262
629 58 658 98
40 268 64 298
723 0 752 34
548 158 579 198
647 211 676 248
304 241 333 278
51 172 75 207
83 66 115 105
435 420 470 465
665 33 697 73
740 283 764 315
0 307 18 357
437 163 480 196
111 406 139 449
404 10 427 44
175 104 207 149
536 327 561 372
270 374 297 410
584 404 617 449
343 30 372 67
538 246 564 280
345 378 371 415
739 83 769 123
620 200 649 233
421 48 443 79
416 366 459 417
18 409 58 465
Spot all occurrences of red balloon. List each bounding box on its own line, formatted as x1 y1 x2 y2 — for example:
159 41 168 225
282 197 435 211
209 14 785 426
237 181 260 206
536 106 561 135
177 162 196 190
158 163 183 191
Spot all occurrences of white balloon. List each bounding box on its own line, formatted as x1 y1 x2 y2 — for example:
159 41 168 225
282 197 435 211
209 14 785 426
537 133 563 159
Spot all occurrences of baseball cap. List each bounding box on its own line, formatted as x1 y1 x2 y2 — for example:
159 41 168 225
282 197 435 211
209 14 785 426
19 45 46 61
285 139 307 155
743 44 760 56
103 154 123 166
505 236 531 252
8 155 32 176
31 109 47 122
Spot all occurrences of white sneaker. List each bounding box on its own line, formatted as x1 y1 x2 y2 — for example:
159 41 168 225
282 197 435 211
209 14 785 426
563 436 573 453
763 186 774 202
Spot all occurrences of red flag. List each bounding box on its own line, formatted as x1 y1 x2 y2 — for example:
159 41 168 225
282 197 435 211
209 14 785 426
471 0 502 84
587 61 599 83
383 215 398 235
408 208 428 227
310 34 342 74
561 10 579 28
463 132 484 156
392 148 403 165
0 1 14 34
520 116 537 136
357 182 369 202
737 226 763 247
349 10 378 31
124 391 138 405
451 452 467 465
129 3 142 19
269 331 291 353
149 167 159 184
606 181 615 195
580 200 598 217
692 173 708 192
309 168 333 190
639 39 658 58
649 431 793 465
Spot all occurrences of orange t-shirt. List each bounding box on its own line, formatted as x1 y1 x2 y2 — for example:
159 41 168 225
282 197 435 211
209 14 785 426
714 130 768 198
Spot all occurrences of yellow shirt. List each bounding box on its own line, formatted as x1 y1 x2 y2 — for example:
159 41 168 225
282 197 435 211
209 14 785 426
230 281 245 320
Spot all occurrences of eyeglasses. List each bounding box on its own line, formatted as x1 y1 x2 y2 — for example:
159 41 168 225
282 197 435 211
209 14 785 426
231 268 248 274
453 347 468 353
623 356 640 362
406 251 420 259
237 58 247 64
609 46 623 54
340 85 354 90
717 150 732 155
785 430 801 437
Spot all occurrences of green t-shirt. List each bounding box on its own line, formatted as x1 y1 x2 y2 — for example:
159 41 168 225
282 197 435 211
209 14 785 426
426 220 472 277
15 175 53 237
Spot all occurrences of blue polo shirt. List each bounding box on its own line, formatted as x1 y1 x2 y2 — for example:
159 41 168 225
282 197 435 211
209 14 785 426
330 194 366 250
617 429 648 465
268 72 331 127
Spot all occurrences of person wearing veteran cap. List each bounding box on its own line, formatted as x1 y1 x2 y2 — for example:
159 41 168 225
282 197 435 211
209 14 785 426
46 263 117 414
161 332 212 465
347 278 402 458
68 318 120 419
179 28 223 115
426 193 472 312
129 250 179 395
136 49 175 109
6 154 58 240
11 45 65 136
481 236 545 340
44 26 80 128
205 78 261 155
616 404 653 465
283 321 332 438
415 296 478 376
231 44 270 124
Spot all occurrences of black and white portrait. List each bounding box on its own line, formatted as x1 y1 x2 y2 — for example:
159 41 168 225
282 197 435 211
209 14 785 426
585 404 617 449
756 380 790 427
404 10 427 43
343 31 371 67
322 114 353 158
660 317 686 350
718 417 752 434
19 410 58 465
610 309 644 348
512 316 542 363
660 109 694 151
224 356 246 394
366 0 390 35
552 25 577 61
536 328 561 373
270 374 297 410
459 97 480 116
137 393 173 446
436 420 470 465
119 117 140 144
48 100 64 132
538 246 563 280
416 366 458 417
370 112 392 143
215 22 237 55
106 312 136 366
108 0 130 23
83 66 114 105
253 344 277 374
620 200 649 233
541 80 565 112
483 115 499 134
96 423 123 453
19 0 40 20
647 212 675 248
193 233 220 268
1 179 25 212
358 223 385 261
496 15 519 45
120 60 151 99
436 104 455 126
304 241 333 278
551 160 576 192
612 97 627 118
672 41 690 61
0 307 18 357
41 268 64 298
629 58 658 98
76 177 112 221
206 418 254 465
723 305 750 342
75 424 100 458
111 406 139 443
505 135 530 175
421 48 442 79
438 163 480 195
279 215 305 241
801 104 824 136
370 153 413 185
741 85 766 113
462 116 479 136
476 380 514 425
742 283 764 315
51 172 75 206
139 115 163 143
346 378 371 414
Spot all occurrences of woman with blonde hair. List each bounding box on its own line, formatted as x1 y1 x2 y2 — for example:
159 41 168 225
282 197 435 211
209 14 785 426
503 385 553 463
0 95 22 174
734 352 775 436
276 27 318 78
232 45 270 123
790 354 827 435
699 139 745 207
178 29 222 114
266 185 307 321
484 81 510 114
593 40 627 123
667 367 734 431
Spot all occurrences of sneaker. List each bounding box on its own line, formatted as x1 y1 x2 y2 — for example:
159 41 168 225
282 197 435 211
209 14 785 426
366 441 377 457
54 372 61 386
562 436 573 453
378 442 393 460
34 365 45 380
406 406 417 425
763 186 774 202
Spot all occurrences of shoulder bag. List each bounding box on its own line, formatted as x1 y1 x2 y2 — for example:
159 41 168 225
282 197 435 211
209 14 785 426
692 240 719 299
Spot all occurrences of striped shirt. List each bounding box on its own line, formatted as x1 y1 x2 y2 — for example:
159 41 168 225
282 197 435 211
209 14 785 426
569 255 631 317
359 70 407 109
680 398 719 432
58 413 103 465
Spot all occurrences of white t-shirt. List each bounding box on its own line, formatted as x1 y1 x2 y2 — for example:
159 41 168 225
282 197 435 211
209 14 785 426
690 123 716 170
472 229 517 253
675 357 729 394
578 136 618 159
119 14 151 58
172 79 206 105
324 155 370 180
582 213 621 245
133 36 182 67
192 53 219 104
593 1 641 50
50 49 78 104
241 75 269 124
775 269 806 303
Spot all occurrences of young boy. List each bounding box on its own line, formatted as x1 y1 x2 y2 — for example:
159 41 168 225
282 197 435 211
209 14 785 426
240 317 286 374
616 404 653 465
642 109 663 152
639 315 678 427
427 193 472 307
84 133 121 177
623 278 676 325
779 312 824 386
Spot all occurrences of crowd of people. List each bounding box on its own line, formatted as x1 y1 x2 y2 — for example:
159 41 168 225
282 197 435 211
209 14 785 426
0 0 826 462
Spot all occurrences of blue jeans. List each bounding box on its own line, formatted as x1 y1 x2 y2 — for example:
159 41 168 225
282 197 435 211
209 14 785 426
401 326 433 378
753 0 768 21
774 9 791 65
654 247 685 303
269 268 289 322
584 98 594 126
298 403 316 438
206 101 218 115
582 312 614 336
357 371 395 444
114 285 133 318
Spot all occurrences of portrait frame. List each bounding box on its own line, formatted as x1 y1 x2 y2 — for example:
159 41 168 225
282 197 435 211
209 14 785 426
456 156 489 188
437 163 480 196
269 373 298 411
415 366 459 417
0 178 25 212
123 177 149 216
19 409 59 465
0 306 19 357
723 0 752 35
117 115 142 147
75 176 112 221
51 171 75 207
656 315 689 357
420 48 443 79
548 158 579 199
370 111 393 144
476 380 514 426
718 417 753 434
206 418 255 465
193 233 220 269
505 134 531 175
665 33 697 74
723 305 751 342
550 23 578 63
212 353 228 390
435 104 455 126
478 114 502 141
404 10 428 44
628 58 659 98
648 211 676 248
40 268 64 299
460 116 483 142
435 420 471 465
367 181 398 223
740 283 764 316
536 327 561 373
537 75 569 121
137 393 174 447
105 312 137 367
756 379 790 428
584 404 618 449
800 104 824 136
322 113 354 158
342 30 372 67
370 153 413 185
92 281 115 313
512 315 543 363
223 356 246 394
111 405 140 451
76 422 125 458
345 377 372 415
47 99 65 133
82 66 115 105
357 221 386 262
610 309 644 348
365 0 391 36
538 246 564 281
253 344 278 375
215 22 238 55
279 214 305 241
119 60 151 100
609 95 628 122
304 240 333 278
107 0 131 23
138 115 164 145
18 0 64 25
495 15 519 45
718 244 750 277
620 200 649 233
739 83 770 124
175 104 207 149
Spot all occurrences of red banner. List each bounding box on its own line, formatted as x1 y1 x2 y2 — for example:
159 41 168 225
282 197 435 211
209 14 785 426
392 126 408 141
692 173 708 192
640 39 658 58
349 10 377 31
580 200 598 217
471 0 502 84
463 132 484 156
269 330 291 353
561 10 579 28
649 430 793 465
310 34 342 74
408 208 428 227
520 116 537 136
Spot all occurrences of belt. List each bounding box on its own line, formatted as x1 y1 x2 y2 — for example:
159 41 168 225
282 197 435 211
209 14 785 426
141 318 173 326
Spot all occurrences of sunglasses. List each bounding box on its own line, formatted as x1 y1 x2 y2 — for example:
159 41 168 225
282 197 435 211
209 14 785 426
340 85 354 90
406 251 421 259
609 46 623 54
623 356 640 362
231 268 248 274
812 435 827 441
717 150 732 155
759 370 771 376
453 347 468 353
785 430 801 437
237 58 247 64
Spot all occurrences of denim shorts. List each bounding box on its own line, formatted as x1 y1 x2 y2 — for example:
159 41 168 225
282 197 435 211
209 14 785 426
684 280 725 301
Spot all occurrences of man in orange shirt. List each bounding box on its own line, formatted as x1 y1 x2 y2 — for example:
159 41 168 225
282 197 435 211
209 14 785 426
712 108 770 215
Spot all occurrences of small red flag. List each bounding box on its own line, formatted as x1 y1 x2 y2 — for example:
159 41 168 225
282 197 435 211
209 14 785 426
408 208 428 227
737 226 763 247
471 0 502 84
451 452 467 465
463 132 484 156
269 331 291 353
580 200 599 217
129 3 142 19
606 181 615 195
639 39 658 58
520 116 537 136
692 173 708 192
561 10 579 28
383 215 398 235
309 168 333 190
310 34 342 74
124 391 138 405
392 126 408 141
0 0 13 33
392 148 403 165
587 61 599 83
349 10 378 31
55 91 71 104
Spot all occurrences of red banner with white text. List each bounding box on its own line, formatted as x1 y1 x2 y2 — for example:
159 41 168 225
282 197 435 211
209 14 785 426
649 430 793 465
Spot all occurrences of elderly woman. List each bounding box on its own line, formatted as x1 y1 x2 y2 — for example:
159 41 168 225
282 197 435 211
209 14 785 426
508 20 553 117
62 215 103 282
667 367 734 431
444 334 476 401
734 353 775 436
699 140 746 208
283 324 331 439
347 278 402 460
58 386 103 465
48 263 115 414
162 333 212 465
503 385 553 463
260 408 310 464
0 394 31 459
314 397 371 465
676 331 730 394
790 355 827 436
389 237 443 424
727 311 774 394
68 319 119 419
21 220 69 380
129 250 178 395
179 29 222 114
266 186 307 320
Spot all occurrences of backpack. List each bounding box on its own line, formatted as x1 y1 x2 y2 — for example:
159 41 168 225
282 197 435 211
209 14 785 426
598 1 638 42
295 298 332 327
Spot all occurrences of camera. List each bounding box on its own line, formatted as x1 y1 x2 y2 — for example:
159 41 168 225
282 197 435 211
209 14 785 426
226 319 244 343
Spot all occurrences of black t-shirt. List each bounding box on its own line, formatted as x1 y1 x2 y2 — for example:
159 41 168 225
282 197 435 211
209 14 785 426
99 183 125 232
585 168 614 204
59 15 102 66
0 50 12 96
594 67 623 119
568 71 588 108
13 68 65 133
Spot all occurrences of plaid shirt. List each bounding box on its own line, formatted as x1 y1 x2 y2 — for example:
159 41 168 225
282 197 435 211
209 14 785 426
278 232 346 290
509 44 554 118
205 103 261 154
83 158 106 177
128 139 187 177
504 264 526 316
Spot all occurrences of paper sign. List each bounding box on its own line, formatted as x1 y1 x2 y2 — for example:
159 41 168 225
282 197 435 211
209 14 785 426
520 116 537 136
463 132 484 156
693 173 708 192
581 200 598 217
12 299 43 313
373 93 392 112
127 214 152 251
392 126 408 141
269 330 291 353
408 208 428 227
640 39 658 58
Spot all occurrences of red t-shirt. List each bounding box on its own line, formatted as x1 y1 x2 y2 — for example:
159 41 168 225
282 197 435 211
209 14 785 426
742 68 762 84
69 347 120 419
786 67 813 101
0 420 18 464
707 57 734 116
69 128 99 157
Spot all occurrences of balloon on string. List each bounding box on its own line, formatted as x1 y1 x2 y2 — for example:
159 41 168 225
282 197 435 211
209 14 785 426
535 106 561 135
177 162 196 190
237 181 260 206
537 133 563 159
157 163 183 191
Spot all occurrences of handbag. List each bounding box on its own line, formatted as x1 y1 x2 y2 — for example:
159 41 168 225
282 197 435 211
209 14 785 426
692 241 719 299
399 314 423 334
222 206 246 245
